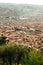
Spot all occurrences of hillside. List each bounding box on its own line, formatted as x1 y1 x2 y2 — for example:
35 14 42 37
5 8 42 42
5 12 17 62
0 3 43 22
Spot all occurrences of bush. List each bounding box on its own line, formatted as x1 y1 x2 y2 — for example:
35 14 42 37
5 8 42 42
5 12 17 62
28 49 41 65
0 43 42 65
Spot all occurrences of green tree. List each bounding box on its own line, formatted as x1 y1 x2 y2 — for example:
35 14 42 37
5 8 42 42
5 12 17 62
40 48 43 65
20 46 30 65
0 36 7 45
0 45 7 65
28 49 41 65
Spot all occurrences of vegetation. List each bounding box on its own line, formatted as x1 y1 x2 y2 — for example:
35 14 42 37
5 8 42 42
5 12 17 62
0 36 43 65
0 44 43 65
0 36 7 45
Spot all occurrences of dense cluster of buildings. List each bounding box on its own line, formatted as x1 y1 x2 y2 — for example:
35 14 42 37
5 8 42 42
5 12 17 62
0 22 43 50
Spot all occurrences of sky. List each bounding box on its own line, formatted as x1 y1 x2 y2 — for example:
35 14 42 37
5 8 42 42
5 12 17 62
0 0 43 5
